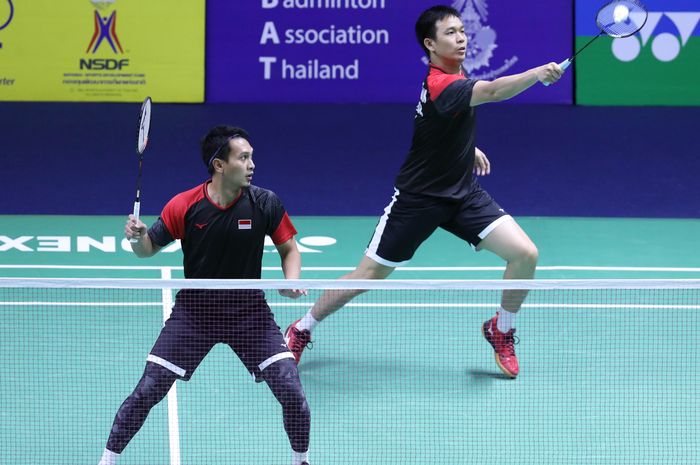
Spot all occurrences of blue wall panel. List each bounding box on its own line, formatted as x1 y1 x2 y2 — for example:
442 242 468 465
1 102 698 218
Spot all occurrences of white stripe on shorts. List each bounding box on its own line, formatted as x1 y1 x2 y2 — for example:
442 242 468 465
258 352 295 372
478 214 513 240
147 354 186 377
365 188 410 267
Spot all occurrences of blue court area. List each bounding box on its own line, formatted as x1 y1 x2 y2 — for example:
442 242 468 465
1 215 699 464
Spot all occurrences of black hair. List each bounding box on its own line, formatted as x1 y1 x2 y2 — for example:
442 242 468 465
200 125 251 174
415 5 461 57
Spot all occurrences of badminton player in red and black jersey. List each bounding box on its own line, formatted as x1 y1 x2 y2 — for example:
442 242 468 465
98 126 312 465
285 5 562 379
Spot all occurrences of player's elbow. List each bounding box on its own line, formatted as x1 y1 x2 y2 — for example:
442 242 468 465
472 82 507 105
485 83 511 102
131 248 153 258
131 242 160 258
280 249 302 269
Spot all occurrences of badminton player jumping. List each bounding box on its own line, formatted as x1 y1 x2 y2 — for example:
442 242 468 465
99 126 311 465
285 5 562 379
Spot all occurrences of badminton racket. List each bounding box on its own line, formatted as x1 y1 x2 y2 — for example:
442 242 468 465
130 96 152 243
544 0 648 86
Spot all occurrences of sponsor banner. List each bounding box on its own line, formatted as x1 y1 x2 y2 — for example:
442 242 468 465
0 216 339 270
576 0 700 105
207 0 572 103
0 0 204 102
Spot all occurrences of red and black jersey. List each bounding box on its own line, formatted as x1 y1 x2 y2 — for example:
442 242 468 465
147 182 296 279
394 64 478 199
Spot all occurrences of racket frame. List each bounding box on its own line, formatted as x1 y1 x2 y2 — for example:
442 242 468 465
544 0 648 86
130 97 152 243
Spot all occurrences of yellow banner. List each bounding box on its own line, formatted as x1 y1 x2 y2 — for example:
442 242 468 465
0 0 204 102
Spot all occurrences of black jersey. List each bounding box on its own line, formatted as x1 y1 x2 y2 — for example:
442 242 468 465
394 64 478 199
147 182 296 279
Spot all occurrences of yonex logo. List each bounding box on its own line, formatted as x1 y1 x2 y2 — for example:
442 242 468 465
0 234 338 254
86 0 124 54
612 12 700 62
194 223 208 230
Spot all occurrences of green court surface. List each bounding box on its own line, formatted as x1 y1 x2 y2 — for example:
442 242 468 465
1 215 699 465
2 215 700 278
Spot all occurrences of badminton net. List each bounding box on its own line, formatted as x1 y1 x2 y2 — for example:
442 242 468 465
0 277 698 465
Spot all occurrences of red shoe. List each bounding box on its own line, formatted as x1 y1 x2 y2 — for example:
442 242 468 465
482 313 519 378
284 319 313 364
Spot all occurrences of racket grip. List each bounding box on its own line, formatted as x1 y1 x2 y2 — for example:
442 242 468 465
543 59 571 87
129 201 141 243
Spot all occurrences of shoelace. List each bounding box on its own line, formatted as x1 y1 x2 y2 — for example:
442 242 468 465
501 330 519 356
289 328 313 351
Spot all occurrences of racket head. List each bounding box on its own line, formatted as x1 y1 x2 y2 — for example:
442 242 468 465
137 96 152 155
596 0 648 38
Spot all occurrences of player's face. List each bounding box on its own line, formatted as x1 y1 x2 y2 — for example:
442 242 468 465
426 15 466 67
222 137 255 189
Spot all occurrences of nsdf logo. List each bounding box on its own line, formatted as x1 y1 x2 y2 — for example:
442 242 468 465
81 0 128 71
612 11 700 62
0 0 14 49
79 58 129 70
85 0 124 54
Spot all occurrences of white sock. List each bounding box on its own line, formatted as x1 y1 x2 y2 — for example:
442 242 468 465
296 311 319 332
292 449 308 465
497 308 516 333
98 449 119 465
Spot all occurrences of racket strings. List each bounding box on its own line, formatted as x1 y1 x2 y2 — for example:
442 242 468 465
596 0 648 38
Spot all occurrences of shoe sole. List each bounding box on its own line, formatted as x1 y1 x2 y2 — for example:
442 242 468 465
482 323 517 379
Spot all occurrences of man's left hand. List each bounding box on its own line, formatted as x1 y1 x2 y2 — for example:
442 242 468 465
474 147 491 176
278 289 308 299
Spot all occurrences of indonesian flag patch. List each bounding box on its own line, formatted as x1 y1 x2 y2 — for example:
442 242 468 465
238 219 252 230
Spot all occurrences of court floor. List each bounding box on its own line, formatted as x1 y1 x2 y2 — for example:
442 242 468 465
1 215 699 464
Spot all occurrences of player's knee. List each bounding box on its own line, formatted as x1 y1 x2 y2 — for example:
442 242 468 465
511 241 538 267
129 362 177 407
522 243 539 266
263 359 310 416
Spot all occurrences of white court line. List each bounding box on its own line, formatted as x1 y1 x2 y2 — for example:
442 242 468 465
291 266 700 272
160 268 181 465
0 302 160 306
3 301 698 310
2 265 700 272
0 264 178 270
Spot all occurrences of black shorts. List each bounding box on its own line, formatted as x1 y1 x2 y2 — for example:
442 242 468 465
147 290 294 382
365 184 511 266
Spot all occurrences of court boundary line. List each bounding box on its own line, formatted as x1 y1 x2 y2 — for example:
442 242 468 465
3 301 698 310
4 277 700 290
3 265 700 272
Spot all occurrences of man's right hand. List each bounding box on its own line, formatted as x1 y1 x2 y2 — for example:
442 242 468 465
125 214 148 241
536 62 563 85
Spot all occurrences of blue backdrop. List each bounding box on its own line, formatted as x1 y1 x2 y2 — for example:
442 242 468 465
1 102 698 218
